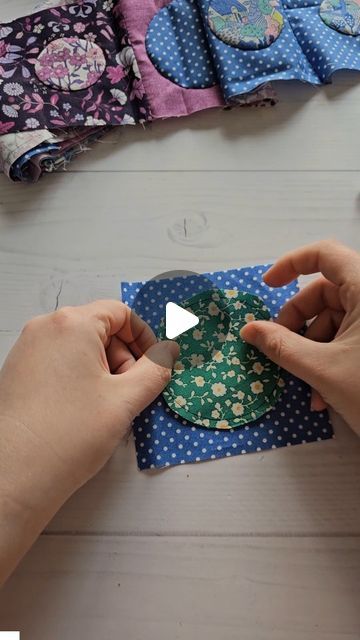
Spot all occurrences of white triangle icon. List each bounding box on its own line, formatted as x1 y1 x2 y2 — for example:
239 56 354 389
165 302 199 340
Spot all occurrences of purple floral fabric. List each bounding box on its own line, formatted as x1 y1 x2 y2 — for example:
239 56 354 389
0 0 150 133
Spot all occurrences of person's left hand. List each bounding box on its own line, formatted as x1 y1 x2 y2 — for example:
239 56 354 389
0 300 178 529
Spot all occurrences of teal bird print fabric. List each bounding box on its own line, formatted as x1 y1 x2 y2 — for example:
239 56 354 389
319 0 360 35
207 0 285 50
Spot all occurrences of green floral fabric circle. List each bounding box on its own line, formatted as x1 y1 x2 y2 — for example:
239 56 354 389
158 289 285 429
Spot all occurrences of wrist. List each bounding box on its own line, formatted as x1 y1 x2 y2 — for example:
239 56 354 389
0 412 75 507
0 415 74 583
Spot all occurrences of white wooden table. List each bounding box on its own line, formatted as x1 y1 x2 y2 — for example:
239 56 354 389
1 2 360 637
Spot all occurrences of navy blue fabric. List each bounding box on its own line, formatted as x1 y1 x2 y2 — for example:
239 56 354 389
11 143 59 180
145 0 360 102
121 265 333 471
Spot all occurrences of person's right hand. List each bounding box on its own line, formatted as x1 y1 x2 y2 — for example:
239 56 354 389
241 240 360 436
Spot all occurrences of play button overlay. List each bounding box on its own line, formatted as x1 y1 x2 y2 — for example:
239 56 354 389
128 270 217 364
165 302 199 339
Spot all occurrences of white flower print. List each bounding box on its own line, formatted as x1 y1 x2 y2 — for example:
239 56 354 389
212 351 224 363
192 328 203 340
216 420 229 429
232 402 244 416
227 370 235 378
2 105 19 118
211 382 226 397
252 362 264 375
174 361 185 373
85 116 107 126
25 118 40 129
117 46 141 79
225 289 238 299
277 377 285 388
216 332 227 343
174 395 187 408
234 301 245 310
226 332 236 342
208 301 220 316
231 357 240 365
3 82 24 96
33 24 45 33
110 88 127 105
122 114 136 125
0 26 13 38
84 32 97 43
194 376 205 388
103 0 114 9
245 313 256 323
190 353 204 367
234 390 245 400
250 381 264 394
211 409 220 419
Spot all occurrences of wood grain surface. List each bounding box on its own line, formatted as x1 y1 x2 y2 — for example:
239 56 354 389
1 1 360 637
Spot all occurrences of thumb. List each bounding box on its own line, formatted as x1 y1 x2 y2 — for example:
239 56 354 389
113 340 180 417
240 320 331 390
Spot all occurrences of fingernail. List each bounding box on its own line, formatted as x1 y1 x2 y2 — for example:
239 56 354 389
240 323 258 346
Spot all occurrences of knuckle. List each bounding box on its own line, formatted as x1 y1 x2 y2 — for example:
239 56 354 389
319 237 344 254
267 333 286 363
341 280 360 307
155 364 172 386
51 306 77 329
21 317 41 336
320 237 338 250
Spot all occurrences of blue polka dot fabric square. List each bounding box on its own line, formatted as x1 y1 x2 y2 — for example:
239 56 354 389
145 0 360 103
198 0 360 99
121 265 333 471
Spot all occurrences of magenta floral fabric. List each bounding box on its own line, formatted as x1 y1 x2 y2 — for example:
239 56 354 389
0 0 150 133
34 37 107 91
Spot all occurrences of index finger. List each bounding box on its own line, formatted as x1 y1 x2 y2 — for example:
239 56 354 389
80 299 157 357
264 240 360 288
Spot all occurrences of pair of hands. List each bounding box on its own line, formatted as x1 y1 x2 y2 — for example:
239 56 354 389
0 239 359 582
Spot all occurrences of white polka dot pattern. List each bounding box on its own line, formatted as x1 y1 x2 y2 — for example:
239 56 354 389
146 0 217 88
121 265 333 470
145 0 360 102
200 0 360 97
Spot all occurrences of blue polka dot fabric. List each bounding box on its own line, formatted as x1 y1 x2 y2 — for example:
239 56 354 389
121 265 333 471
146 0 217 88
145 0 360 102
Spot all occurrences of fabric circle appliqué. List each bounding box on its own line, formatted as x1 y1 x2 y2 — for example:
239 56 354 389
208 0 285 50
35 37 106 92
319 0 360 36
145 0 217 89
158 289 284 429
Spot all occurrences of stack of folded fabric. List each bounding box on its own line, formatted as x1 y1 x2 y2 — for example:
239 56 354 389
0 0 276 182
1 0 359 182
